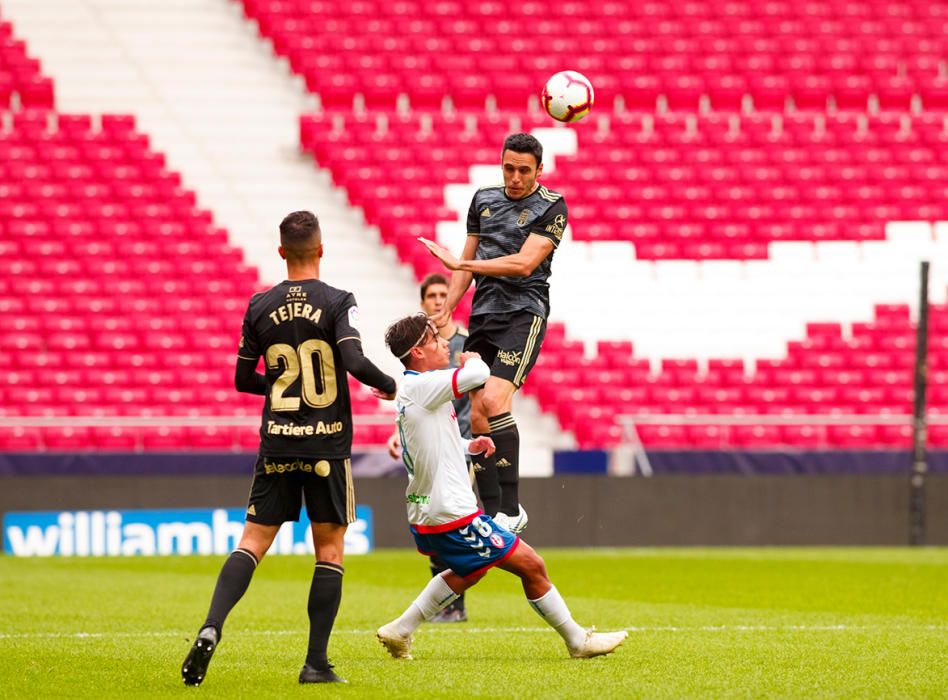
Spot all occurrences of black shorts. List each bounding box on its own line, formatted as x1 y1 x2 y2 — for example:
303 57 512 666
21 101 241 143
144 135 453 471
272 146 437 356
465 311 547 388
246 454 355 526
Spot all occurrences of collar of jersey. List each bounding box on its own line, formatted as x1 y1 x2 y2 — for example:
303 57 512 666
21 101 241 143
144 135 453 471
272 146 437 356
403 370 419 375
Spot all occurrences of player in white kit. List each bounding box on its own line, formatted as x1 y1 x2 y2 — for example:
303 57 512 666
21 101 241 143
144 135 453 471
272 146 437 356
376 313 627 660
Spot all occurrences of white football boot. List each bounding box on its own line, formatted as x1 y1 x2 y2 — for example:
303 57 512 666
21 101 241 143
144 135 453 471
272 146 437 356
493 504 529 534
569 630 628 659
376 622 413 660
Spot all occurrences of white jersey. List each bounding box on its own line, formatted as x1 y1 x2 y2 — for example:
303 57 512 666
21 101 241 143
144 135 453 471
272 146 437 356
396 358 490 529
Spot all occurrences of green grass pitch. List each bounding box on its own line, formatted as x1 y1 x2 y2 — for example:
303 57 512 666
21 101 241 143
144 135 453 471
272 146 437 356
1 548 946 698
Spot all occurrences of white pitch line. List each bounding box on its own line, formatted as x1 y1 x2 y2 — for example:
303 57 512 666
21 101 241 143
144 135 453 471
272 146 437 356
1 624 945 640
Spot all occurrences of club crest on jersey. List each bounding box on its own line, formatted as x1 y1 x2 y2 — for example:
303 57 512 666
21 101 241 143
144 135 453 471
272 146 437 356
348 306 360 329
480 207 491 218
517 210 530 226
489 533 505 548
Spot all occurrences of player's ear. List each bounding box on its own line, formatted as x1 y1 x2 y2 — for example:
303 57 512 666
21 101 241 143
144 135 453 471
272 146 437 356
317 244 324 258
278 246 287 260
536 162 543 178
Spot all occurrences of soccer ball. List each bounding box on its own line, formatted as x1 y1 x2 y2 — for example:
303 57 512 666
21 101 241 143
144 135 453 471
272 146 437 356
541 71 594 123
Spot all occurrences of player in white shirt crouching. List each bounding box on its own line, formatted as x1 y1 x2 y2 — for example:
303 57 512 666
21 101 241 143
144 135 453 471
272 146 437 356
376 313 627 660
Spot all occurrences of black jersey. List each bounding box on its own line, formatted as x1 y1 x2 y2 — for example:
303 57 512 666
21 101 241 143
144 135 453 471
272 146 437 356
465 184 567 319
237 279 364 459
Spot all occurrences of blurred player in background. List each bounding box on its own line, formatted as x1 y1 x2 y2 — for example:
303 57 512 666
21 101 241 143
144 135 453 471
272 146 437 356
386 273 471 622
376 313 626 661
181 211 397 686
420 133 566 533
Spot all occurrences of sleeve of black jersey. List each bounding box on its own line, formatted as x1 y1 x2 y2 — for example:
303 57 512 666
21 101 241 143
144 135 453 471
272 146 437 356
530 197 568 248
235 357 267 395
334 292 397 395
465 191 481 235
235 297 266 395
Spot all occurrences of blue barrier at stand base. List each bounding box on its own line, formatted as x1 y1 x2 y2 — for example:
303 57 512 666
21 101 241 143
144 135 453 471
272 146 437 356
553 449 948 475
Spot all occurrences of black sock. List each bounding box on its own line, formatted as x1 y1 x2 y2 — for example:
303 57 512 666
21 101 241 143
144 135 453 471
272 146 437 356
472 431 501 516
489 413 520 515
430 556 464 612
203 548 258 636
305 561 344 670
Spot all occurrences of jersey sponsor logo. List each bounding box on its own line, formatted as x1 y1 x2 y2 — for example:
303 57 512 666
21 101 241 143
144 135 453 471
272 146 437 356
238 335 246 348
496 458 512 468
286 286 307 301
545 214 566 240
261 458 333 476
406 493 431 505
496 349 523 367
472 461 484 472
347 305 360 330
480 207 492 218
266 420 344 436
517 209 530 226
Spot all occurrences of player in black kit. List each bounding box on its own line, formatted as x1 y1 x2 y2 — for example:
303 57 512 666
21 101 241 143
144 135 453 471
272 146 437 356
182 211 396 686
420 133 566 533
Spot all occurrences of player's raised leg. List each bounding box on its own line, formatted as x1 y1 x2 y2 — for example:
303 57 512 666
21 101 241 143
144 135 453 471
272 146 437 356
473 377 529 530
181 522 278 686
469 386 502 517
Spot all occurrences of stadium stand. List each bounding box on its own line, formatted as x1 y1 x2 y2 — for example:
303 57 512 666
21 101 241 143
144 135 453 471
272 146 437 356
2 0 947 454
242 0 948 449
0 18 397 452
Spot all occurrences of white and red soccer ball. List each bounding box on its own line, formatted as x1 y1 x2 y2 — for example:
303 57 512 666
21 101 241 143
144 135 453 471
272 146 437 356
541 71 594 123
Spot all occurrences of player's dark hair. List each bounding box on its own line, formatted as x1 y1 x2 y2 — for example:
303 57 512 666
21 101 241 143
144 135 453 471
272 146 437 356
385 313 432 367
420 273 448 300
502 133 542 167
279 210 321 262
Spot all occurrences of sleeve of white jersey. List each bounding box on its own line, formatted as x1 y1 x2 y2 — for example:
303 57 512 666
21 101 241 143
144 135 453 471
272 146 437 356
407 358 490 411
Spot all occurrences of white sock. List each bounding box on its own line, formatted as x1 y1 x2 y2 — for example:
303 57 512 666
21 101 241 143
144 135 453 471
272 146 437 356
528 585 587 650
393 574 459 637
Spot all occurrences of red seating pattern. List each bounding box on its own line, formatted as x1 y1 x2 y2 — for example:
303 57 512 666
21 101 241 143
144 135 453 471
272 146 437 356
3 5 947 451
0 111 395 451
301 109 948 261
524 307 948 449
241 0 948 113
0 18 54 110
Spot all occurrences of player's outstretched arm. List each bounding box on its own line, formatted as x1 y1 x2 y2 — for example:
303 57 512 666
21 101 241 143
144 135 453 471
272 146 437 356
338 339 397 399
421 234 553 279
423 235 478 329
234 357 267 395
